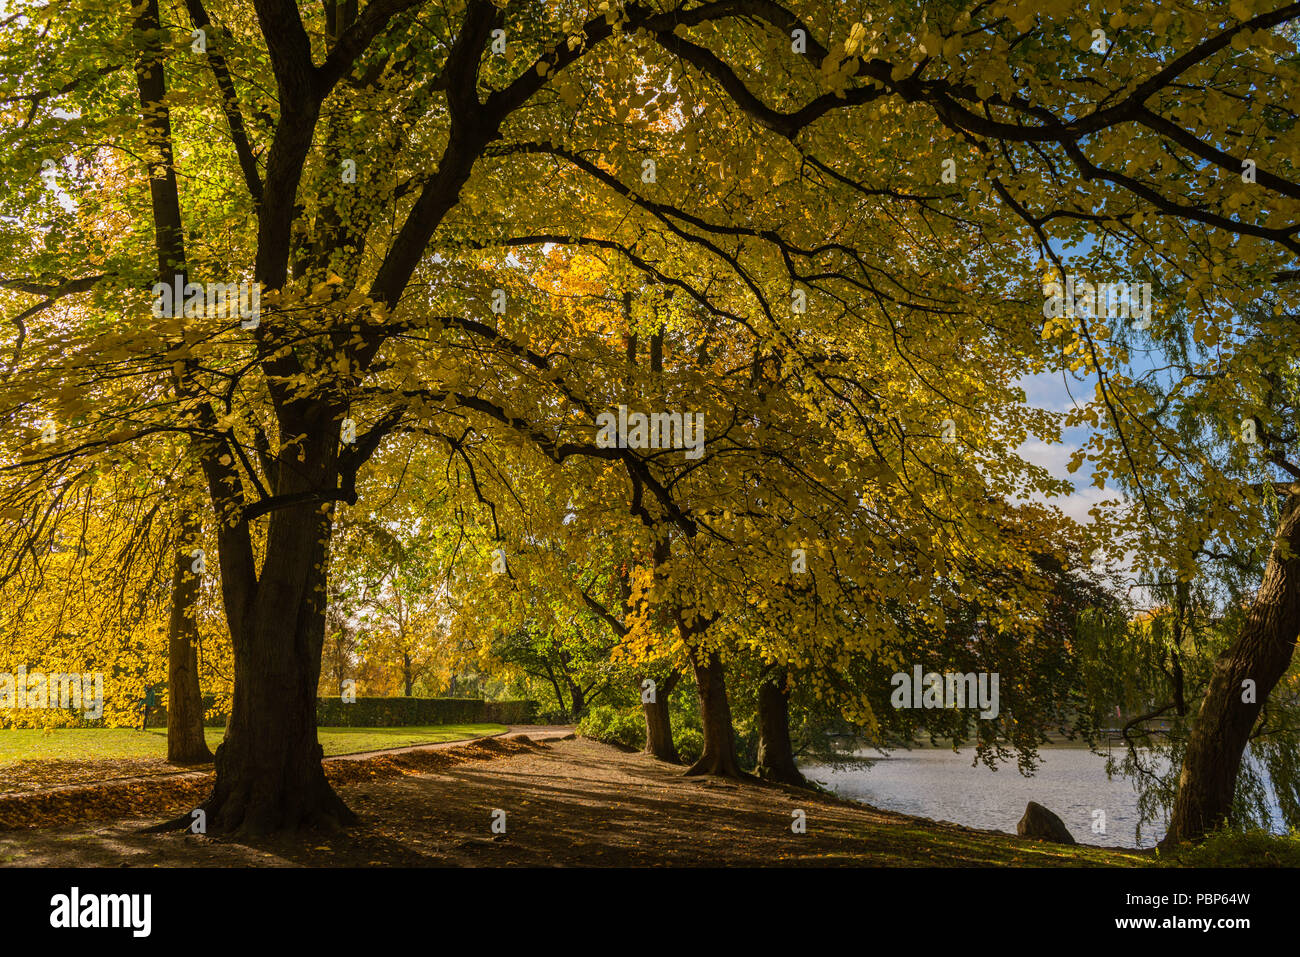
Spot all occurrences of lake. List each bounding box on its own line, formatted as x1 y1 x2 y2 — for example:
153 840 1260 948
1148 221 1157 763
801 746 1285 848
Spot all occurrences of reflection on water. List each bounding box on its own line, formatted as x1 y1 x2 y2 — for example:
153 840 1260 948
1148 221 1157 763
802 747 1185 848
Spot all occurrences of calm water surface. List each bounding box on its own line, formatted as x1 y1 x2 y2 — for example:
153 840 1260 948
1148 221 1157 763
801 747 1280 848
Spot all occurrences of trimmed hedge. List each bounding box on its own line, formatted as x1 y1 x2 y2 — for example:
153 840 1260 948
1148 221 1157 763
314 697 536 727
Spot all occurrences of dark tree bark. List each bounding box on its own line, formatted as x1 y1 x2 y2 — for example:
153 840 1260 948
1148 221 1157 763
755 667 806 786
200 425 358 836
166 510 213 764
541 662 567 716
1162 496 1300 847
567 678 586 720
684 650 747 779
641 669 681 763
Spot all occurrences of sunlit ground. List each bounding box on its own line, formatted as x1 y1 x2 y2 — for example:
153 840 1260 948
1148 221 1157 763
0 724 507 764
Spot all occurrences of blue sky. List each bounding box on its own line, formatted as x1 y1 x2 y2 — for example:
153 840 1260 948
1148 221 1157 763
1016 367 1112 527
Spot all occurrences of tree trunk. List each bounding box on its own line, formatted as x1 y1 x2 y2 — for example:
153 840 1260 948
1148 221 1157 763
568 679 586 721
156 422 359 838
642 669 680 763
1162 497 1300 847
684 651 747 779
202 494 354 836
166 509 213 764
541 663 566 716
756 668 805 786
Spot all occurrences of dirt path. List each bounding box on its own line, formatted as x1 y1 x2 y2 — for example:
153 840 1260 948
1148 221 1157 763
0 737 1145 867
327 726 573 761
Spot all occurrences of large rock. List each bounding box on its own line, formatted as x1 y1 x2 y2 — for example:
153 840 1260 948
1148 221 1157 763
1017 801 1076 844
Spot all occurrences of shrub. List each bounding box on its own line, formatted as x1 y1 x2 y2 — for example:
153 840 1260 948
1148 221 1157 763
674 727 704 764
1159 828 1300 867
577 705 644 750
532 709 571 725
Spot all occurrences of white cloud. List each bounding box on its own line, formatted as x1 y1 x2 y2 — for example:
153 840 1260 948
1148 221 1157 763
1037 483 1113 526
1017 370 1090 415
1016 438 1122 528
1019 438 1079 475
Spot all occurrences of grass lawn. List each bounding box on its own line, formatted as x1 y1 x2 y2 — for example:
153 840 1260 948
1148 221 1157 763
0 724 507 764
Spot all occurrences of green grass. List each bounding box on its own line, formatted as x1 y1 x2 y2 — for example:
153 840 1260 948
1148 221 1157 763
873 821 1154 867
1154 828 1300 867
0 724 507 763
315 724 507 756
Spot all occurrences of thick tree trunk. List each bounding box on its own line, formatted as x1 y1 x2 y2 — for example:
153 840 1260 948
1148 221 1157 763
756 668 806 786
684 651 747 779
160 419 359 838
203 494 354 836
166 510 213 764
642 669 680 763
1162 497 1300 847
207 631 350 836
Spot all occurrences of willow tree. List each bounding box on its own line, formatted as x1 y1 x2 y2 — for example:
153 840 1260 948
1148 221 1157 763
971 8 1300 843
1074 293 1300 845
